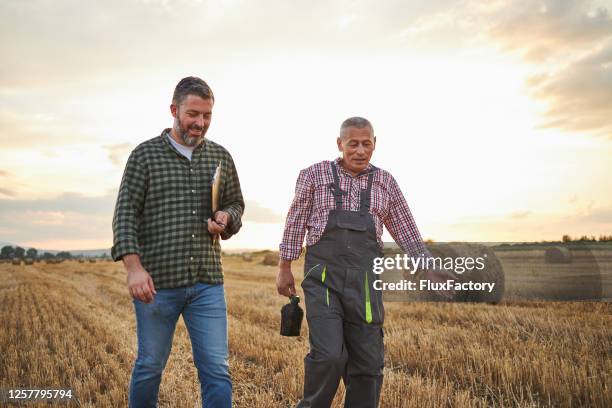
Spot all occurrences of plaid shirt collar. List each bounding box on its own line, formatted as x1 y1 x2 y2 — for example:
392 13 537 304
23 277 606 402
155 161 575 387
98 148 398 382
333 157 375 178
161 128 207 156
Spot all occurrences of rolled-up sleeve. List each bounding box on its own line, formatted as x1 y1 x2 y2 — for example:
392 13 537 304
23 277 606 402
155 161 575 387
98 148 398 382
279 168 314 261
111 151 147 261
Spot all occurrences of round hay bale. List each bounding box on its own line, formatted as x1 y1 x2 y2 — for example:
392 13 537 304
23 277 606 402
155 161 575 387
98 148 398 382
88 258 96 263
12 258 21 265
242 253 253 262
544 246 572 264
24 258 34 265
533 247 602 301
413 243 505 303
262 253 279 266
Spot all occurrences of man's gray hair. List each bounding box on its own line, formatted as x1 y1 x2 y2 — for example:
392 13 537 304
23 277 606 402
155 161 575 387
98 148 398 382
172 76 215 106
340 116 374 138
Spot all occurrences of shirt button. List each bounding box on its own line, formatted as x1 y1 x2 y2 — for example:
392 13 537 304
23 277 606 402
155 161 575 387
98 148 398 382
190 257 194 261
190 168 194 173
192 210 196 214
192 234 195 238
192 189 196 193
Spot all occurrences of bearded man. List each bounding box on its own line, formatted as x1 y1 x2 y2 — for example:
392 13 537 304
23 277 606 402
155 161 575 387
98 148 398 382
112 76 244 408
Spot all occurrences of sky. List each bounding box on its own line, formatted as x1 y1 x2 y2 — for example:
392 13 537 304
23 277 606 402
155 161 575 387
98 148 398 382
1 0 611 251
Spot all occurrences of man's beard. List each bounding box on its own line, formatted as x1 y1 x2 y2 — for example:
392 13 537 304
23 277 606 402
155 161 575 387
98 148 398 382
175 117 207 147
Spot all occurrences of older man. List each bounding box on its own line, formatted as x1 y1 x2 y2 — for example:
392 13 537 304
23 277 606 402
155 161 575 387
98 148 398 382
277 117 449 408
112 76 244 408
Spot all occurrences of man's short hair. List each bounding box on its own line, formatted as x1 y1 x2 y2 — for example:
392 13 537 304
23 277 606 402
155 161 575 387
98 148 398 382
340 116 374 137
172 76 215 105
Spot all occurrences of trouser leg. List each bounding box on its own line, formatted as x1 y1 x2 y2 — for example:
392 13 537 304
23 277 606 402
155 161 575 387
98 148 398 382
129 290 183 408
342 322 384 408
297 278 347 408
182 283 231 408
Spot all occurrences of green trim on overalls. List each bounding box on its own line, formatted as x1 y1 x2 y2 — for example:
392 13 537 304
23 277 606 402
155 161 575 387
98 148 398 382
365 272 372 323
321 265 329 306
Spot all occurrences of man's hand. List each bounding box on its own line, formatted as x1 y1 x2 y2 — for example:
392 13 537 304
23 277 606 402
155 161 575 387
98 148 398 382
208 211 230 235
424 267 456 301
123 254 157 303
277 259 296 297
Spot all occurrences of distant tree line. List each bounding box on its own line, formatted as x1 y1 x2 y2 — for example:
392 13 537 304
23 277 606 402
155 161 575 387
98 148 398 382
0 246 112 261
562 235 612 242
0 245 74 260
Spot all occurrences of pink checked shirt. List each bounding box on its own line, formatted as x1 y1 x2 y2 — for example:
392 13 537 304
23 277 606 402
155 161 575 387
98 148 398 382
279 158 429 261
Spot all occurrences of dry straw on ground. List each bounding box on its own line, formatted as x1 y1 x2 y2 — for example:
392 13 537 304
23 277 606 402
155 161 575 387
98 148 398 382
0 254 610 407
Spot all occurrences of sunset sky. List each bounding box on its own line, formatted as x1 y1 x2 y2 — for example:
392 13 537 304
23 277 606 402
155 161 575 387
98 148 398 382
1 0 611 251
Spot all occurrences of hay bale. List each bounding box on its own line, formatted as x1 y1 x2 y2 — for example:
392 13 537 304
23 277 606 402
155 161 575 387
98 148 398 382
416 243 505 303
242 253 253 262
544 246 572 264
262 253 279 266
24 258 34 265
12 258 21 265
88 259 96 263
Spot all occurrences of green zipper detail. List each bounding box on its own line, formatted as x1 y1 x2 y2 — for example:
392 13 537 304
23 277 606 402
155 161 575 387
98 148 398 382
326 288 330 307
365 273 372 324
321 265 327 282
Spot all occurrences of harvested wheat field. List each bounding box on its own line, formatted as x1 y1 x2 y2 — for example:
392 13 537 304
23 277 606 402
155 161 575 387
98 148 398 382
1 256 610 407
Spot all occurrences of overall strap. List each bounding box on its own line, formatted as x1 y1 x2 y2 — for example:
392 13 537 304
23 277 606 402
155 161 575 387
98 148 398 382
330 162 344 210
360 167 376 214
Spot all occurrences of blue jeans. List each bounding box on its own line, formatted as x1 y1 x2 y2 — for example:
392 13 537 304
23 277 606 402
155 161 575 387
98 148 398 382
129 282 231 408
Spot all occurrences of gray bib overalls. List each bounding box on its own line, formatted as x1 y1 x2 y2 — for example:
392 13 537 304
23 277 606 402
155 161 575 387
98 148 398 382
297 162 385 408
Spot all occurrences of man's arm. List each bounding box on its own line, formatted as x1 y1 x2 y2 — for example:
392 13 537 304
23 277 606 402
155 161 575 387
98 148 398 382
111 151 147 261
382 175 429 258
218 153 244 240
111 151 156 303
277 168 314 297
279 168 314 261
382 175 454 299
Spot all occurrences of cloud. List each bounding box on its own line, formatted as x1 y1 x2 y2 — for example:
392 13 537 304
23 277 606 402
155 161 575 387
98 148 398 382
0 108 84 148
484 0 612 62
402 0 612 137
0 193 284 250
0 1 462 90
508 210 531 219
104 143 133 167
529 40 612 136
242 200 284 223
449 204 612 241
576 205 612 223
0 192 116 249
468 0 612 137
0 192 116 215
0 188 16 197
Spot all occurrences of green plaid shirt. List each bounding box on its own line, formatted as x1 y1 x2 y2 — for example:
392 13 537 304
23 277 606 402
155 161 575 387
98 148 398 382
111 129 245 288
